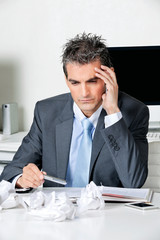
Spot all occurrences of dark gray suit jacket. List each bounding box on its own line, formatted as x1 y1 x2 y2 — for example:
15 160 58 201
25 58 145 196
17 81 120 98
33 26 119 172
0 91 149 188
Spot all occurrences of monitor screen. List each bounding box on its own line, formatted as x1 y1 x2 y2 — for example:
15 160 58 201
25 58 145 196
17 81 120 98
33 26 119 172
108 46 160 105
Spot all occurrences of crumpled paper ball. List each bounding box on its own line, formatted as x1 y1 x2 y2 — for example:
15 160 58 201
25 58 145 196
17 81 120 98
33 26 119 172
27 191 76 222
1 193 20 209
0 180 17 211
0 180 24 211
0 180 14 204
76 181 105 215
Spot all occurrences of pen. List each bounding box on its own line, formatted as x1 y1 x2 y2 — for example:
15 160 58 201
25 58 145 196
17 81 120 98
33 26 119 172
43 174 67 185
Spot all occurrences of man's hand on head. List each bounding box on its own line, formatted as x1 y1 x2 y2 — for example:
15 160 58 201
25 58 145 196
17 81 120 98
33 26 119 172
16 163 46 189
95 65 120 115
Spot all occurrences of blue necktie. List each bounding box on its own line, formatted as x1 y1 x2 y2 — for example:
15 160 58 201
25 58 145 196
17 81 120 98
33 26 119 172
72 118 93 187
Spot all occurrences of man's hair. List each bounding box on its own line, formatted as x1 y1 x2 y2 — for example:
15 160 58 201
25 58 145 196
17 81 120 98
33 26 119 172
62 33 113 77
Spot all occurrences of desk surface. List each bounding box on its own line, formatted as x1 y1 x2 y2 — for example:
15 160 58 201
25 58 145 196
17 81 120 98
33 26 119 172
0 132 27 152
0 195 160 240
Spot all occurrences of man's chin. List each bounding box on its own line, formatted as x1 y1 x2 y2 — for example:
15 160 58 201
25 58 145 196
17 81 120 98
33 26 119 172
78 104 97 116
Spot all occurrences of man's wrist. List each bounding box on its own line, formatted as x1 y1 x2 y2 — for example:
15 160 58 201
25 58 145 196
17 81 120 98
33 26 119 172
105 106 120 115
16 176 24 188
104 111 122 128
11 174 22 189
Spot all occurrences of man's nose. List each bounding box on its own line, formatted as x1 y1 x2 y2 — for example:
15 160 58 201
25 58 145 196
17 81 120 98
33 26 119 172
81 84 89 97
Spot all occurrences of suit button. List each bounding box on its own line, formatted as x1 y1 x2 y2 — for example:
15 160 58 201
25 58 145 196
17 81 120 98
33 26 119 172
108 135 120 151
114 144 120 151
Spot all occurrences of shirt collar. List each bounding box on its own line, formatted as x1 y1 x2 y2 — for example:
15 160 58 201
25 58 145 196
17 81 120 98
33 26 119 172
73 102 102 129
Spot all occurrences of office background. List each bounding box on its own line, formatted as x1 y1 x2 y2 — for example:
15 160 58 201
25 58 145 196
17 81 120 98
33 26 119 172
0 0 160 131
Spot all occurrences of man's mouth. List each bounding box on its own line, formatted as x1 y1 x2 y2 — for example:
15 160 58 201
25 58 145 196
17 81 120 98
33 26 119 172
79 98 94 102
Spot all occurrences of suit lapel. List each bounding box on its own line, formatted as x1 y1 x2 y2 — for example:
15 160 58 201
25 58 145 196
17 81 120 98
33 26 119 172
89 109 106 177
55 96 74 179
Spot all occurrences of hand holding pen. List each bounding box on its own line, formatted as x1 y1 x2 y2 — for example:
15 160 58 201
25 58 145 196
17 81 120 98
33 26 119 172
16 163 66 189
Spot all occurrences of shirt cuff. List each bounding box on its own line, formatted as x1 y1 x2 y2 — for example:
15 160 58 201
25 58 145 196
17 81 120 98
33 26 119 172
12 174 22 188
104 112 122 128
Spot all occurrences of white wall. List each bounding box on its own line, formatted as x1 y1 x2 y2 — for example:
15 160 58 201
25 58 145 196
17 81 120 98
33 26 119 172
0 0 160 131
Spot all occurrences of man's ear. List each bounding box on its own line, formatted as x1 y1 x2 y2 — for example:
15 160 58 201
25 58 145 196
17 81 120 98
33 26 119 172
110 67 114 72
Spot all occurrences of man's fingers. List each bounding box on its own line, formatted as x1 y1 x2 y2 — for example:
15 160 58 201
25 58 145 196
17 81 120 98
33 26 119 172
18 176 40 188
23 163 44 186
22 172 44 188
95 72 109 85
96 65 117 85
95 67 112 84
25 163 44 181
101 65 116 81
16 163 45 189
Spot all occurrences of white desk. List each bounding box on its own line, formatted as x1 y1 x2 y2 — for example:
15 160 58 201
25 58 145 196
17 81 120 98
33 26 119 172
0 193 160 240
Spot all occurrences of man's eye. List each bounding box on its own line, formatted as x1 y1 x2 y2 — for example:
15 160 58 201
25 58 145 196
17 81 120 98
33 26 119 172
88 80 97 83
71 81 79 85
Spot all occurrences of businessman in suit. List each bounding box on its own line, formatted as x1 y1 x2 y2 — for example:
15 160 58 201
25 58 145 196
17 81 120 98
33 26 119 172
0 33 149 189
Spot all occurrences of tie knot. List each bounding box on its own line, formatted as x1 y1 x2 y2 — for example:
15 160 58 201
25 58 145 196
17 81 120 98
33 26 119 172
82 118 93 131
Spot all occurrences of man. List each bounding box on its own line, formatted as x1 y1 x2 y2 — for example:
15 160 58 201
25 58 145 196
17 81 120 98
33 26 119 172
0 33 149 189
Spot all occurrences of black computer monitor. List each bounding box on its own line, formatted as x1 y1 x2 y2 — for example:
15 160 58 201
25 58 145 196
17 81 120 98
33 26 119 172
108 46 160 105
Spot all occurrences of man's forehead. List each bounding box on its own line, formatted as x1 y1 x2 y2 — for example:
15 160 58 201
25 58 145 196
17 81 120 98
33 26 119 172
66 61 101 73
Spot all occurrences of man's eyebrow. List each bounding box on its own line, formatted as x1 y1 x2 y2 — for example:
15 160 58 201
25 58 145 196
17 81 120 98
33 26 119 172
68 79 79 82
68 77 99 82
87 77 99 82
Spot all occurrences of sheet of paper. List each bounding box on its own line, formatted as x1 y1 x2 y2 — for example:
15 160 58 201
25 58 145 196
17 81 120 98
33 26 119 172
102 186 152 202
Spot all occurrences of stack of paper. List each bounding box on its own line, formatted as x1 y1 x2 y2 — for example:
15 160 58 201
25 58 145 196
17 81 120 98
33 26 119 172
101 186 153 202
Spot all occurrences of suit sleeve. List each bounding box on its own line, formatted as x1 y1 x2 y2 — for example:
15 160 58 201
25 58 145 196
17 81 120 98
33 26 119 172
100 105 149 188
0 102 43 182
